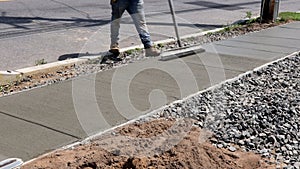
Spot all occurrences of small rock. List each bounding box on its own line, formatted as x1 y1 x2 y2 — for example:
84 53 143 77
217 144 223 148
238 140 245 145
259 133 267 137
260 149 269 154
228 146 237 152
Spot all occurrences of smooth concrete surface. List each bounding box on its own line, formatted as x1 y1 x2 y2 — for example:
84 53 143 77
0 113 76 161
214 40 298 54
203 22 300 61
0 22 300 161
230 35 300 49
0 83 87 138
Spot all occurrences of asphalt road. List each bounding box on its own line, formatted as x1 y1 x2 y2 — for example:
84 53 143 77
0 0 299 70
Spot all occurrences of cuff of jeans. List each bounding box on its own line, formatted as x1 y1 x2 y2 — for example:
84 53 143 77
144 43 153 49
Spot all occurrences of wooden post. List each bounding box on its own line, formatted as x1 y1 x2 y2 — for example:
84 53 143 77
260 0 279 23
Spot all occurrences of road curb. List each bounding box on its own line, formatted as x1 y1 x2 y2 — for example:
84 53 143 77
0 58 88 85
17 58 85 76
0 71 22 85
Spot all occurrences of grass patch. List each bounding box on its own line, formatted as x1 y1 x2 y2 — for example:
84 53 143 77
135 48 142 52
221 24 242 32
279 12 300 21
124 49 134 55
0 83 13 93
125 48 142 55
35 59 47 66
245 11 252 20
157 43 165 48
246 17 259 24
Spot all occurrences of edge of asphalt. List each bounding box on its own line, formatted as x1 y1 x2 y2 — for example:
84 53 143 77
0 27 224 86
23 50 300 165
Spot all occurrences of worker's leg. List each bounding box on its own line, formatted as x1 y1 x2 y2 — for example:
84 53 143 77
110 0 128 48
127 0 153 48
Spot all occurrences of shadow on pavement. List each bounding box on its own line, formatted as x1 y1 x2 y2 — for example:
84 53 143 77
58 52 102 61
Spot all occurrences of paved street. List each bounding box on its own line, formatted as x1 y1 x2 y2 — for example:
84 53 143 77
0 21 299 161
0 0 299 70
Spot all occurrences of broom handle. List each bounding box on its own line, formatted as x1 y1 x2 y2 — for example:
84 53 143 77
168 0 182 47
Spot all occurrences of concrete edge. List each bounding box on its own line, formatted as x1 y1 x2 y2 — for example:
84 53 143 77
0 71 22 86
23 50 300 166
0 58 87 85
17 58 85 76
0 27 226 86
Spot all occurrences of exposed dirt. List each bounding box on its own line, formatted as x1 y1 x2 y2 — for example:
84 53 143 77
22 119 275 169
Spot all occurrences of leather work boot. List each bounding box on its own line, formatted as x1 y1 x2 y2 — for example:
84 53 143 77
145 46 160 57
109 43 120 56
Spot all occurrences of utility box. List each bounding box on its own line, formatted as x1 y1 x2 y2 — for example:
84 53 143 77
260 0 280 22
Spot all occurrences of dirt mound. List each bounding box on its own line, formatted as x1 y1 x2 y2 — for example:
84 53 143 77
22 119 274 169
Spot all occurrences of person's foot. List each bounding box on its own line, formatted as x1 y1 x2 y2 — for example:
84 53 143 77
145 47 160 57
109 43 120 56
108 55 122 62
101 54 122 64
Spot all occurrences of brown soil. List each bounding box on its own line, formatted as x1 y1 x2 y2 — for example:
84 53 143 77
22 119 275 169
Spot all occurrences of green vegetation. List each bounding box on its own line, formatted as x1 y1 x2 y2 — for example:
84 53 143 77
124 47 143 55
245 11 252 19
206 32 213 36
135 48 142 52
244 11 259 24
0 83 12 93
157 43 165 48
279 12 300 21
222 24 242 32
124 49 135 55
35 59 47 66
247 17 259 24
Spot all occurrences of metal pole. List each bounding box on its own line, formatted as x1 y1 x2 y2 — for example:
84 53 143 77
168 0 182 47
273 0 280 21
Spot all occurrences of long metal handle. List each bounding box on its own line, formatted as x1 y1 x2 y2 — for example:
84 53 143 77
168 0 182 47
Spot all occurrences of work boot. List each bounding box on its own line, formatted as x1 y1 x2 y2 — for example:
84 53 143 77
145 46 160 57
109 43 120 56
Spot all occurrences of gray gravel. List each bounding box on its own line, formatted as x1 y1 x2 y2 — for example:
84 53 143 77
160 53 300 167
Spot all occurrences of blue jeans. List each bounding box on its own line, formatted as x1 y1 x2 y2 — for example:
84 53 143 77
110 0 153 48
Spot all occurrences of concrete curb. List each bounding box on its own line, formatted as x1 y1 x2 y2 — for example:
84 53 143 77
0 58 87 85
0 27 225 86
0 71 22 85
17 58 85 76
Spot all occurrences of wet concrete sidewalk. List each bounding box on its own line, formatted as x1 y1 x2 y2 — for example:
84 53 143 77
0 22 299 161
